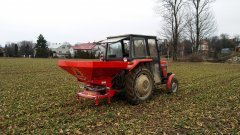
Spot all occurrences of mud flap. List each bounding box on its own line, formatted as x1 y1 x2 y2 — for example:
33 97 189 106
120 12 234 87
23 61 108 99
166 74 175 91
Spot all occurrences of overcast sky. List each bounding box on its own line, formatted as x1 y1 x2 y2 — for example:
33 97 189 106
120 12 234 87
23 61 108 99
0 0 240 45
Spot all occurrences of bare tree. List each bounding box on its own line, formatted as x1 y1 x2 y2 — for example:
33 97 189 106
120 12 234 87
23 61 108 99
156 0 186 61
19 41 34 57
187 0 217 53
185 12 196 52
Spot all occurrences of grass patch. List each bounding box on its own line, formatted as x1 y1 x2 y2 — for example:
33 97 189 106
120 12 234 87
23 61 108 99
0 58 240 134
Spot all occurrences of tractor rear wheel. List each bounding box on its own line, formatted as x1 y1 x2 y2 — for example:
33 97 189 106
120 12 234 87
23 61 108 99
125 66 154 105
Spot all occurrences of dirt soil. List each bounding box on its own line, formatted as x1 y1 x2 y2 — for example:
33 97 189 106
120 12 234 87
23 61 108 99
0 58 240 134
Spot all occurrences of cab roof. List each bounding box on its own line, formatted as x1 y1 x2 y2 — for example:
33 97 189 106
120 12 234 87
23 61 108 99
107 34 157 39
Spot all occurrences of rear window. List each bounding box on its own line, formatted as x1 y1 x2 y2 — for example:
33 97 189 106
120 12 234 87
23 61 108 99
148 39 158 57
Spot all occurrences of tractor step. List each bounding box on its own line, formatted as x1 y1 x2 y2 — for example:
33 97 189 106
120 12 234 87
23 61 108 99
77 90 116 105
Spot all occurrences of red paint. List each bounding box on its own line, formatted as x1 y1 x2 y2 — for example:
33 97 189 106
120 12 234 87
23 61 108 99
127 59 152 71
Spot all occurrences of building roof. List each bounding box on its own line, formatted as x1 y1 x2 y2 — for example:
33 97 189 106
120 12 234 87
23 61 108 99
72 43 96 50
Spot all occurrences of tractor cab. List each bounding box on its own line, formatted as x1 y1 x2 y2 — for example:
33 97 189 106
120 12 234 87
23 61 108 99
103 34 158 60
103 34 165 84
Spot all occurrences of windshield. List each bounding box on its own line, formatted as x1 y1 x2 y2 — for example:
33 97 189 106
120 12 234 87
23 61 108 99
107 42 123 58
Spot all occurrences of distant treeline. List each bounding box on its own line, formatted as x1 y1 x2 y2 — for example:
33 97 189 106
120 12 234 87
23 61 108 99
160 34 240 58
0 34 239 60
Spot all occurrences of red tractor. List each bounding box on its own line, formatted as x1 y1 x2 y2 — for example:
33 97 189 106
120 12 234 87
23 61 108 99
58 34 178 105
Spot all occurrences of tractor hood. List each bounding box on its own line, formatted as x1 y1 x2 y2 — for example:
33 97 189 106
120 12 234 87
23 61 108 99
58 60 128 86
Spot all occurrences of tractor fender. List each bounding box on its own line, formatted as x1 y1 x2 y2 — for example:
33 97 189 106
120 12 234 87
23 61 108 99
166 73 175 90
127 59 153 71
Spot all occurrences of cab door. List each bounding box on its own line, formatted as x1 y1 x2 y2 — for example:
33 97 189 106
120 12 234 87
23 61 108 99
147 38 162 84
131 37 162 84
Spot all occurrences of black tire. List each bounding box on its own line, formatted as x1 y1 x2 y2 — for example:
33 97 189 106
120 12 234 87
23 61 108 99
125 66 154 105
167 77 178 94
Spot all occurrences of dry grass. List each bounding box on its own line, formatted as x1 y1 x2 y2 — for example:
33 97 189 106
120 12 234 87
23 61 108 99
0 58 240 134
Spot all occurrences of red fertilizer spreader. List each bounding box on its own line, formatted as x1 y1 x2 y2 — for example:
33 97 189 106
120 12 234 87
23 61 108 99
58 60 128 105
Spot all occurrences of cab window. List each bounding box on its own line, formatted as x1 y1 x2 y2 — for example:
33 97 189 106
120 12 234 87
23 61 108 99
133 38 147 58
107 42 122 58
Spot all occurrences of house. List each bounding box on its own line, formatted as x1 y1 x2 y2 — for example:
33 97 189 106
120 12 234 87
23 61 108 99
70 43 105 57
49 42 71 58
198 40 209 55
198 41 209 52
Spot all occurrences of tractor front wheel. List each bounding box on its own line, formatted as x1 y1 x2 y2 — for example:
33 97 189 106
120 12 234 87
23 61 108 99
167 77 178 94
125 66 154 105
